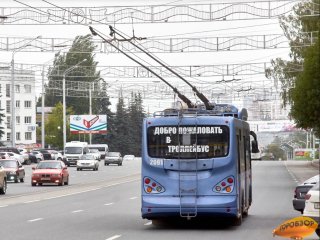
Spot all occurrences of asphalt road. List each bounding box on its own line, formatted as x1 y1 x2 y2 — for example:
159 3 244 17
0 160 318 240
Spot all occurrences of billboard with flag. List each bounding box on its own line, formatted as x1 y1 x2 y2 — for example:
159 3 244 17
70 115 107 134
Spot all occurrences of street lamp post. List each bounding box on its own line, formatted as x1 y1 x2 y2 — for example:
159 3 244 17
62 59 87 151
11 36 41 147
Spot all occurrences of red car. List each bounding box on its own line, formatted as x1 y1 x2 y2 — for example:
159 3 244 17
31 160 69 186
0 159 25 183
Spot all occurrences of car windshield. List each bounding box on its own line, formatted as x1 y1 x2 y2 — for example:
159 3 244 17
108 152 120 157
31 151 39 154
65 147 82 154
90 149 99 153
37 162 62 169
0 160 17 168
81 155 95 160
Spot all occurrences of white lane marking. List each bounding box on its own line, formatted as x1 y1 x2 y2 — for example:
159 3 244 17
144 221 152 226
0 205 8 208
105 235 121 240
28 218 43 222
24 200 40 204
72 210 84 213
129 196 137 200
104 203 114 206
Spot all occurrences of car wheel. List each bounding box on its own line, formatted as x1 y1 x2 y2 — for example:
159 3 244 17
31 183 36 187
77 168 79 171
64 177 69 185
38 183 42 186
25 159 31 165
58 177 63 186
36 158 41 163
14 177 19 183
0 179 7 194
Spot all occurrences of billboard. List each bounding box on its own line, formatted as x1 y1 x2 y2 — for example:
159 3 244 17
70 115 107 134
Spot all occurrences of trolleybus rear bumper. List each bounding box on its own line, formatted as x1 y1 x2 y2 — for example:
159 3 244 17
142 195 238 219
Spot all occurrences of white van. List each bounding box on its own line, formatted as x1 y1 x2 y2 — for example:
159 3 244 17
64 141 89 166
88 144 108 159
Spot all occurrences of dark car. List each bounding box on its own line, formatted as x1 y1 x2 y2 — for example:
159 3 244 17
34 149 52 160
292 174 319 214
104 152 123 166
0 147 20 155
0 159 25 183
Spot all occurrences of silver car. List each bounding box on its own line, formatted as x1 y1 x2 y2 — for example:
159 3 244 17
104 152 123 166
76 154 99 171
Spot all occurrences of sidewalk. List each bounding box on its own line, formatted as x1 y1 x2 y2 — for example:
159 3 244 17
311 159 320 169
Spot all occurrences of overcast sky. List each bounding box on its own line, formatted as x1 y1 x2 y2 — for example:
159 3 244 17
0 0 292 112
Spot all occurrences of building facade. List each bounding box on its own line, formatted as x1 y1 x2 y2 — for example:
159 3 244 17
0 66 37 147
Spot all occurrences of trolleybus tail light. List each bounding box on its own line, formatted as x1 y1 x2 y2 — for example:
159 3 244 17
143 177 165 194
213 176 235 194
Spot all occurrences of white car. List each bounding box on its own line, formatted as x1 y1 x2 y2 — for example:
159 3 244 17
30 151 44 162
123 155 135 161
303 182 320 237
0 152 25 164
18 149 31 164
76 155 99 171
87 149 101 160
48 150 64 161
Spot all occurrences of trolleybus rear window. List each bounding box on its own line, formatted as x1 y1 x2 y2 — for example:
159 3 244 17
147 125 229 159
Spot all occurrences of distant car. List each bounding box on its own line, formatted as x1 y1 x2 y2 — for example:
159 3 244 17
0 165 7 194
29 151 44 163
293 174 320 214
31 160 69 186
87 148 101 160
123 155 135 161
0 159 25 183
104 152 123 166
303 182 320 237
0 152 25 164
76 155 99 171
47 150 64 161
18 149 31 165
33 149 52 160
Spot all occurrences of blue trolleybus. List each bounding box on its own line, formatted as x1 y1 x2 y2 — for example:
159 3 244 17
141 104 259 225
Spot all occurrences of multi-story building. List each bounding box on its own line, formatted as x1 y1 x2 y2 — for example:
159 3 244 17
0 66 37 147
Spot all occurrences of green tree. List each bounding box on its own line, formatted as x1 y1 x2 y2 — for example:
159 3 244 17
45 102 75 149
266 0 320 136
110 95 129 154
265 144 286 160
127 93 145 156
44 34 103 114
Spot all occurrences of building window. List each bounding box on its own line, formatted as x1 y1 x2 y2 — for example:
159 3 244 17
6 84 10 97
6 116 11 129
16 116 20 125
25 132 32 140
6 100 10 113
16 100 20 108
24 85 31 93
15 85 20 93
16 132 20 141
24 101 31 108
24 116 32 124
7 133 11 141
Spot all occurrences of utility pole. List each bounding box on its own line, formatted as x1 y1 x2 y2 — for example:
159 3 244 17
41 67 45 148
